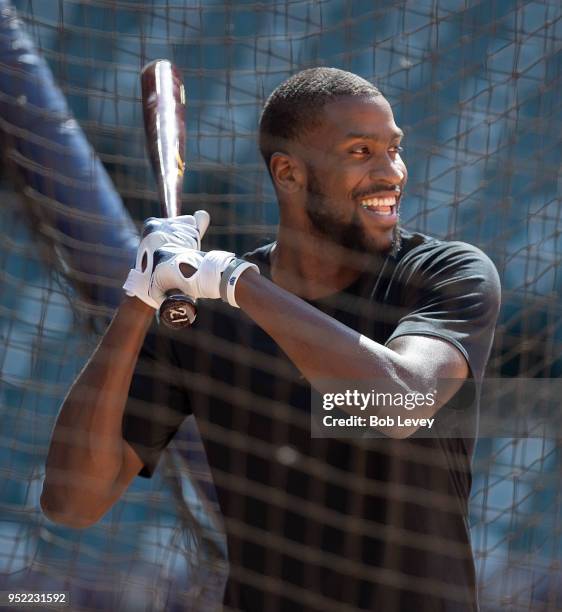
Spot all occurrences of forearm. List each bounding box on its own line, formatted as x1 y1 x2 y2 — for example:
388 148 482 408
235 271 415 389
235 271 467 439
41 297 153 526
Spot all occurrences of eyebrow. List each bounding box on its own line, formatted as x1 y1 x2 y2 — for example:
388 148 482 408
344 129 404 141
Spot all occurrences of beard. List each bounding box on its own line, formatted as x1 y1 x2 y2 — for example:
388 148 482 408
304 165 401 257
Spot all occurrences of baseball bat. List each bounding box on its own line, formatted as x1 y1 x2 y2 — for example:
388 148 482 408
140 59 195 329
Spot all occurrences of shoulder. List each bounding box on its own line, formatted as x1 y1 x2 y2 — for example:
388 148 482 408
242 242 275 279
396 229 494 266
243 242 275 265
394 230 500 289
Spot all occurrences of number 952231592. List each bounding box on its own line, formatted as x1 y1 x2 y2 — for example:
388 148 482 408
2 592 69 606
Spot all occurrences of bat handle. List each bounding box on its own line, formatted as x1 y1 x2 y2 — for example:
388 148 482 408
158 292 197 328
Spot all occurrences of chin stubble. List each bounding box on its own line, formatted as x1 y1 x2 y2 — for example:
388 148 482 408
305 169 402 257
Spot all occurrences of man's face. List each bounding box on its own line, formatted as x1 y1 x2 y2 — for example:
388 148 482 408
299 95 407 254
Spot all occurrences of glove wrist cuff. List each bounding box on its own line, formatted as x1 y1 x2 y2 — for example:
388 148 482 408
123 269 159 310
219 258 260 307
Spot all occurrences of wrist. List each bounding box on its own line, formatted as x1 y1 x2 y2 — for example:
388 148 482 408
123 268 160 310
122 295 157 320
229 265 261 308
219 258 260 307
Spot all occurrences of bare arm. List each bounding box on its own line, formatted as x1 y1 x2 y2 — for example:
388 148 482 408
41 297 153 528
42 262 468 527
235 271 469 437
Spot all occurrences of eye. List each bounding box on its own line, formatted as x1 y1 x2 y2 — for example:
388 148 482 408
350 145 371 157
389 145 404 157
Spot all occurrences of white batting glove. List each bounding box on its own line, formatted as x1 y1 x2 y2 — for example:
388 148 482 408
148 245 259 308
123 210 210 309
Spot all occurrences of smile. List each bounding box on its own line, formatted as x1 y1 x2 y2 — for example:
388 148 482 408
359 193 400 217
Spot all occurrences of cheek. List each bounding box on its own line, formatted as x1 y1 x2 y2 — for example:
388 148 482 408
342 167 370 198
323 170 355 199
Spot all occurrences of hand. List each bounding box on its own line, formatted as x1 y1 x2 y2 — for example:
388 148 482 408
123 210 210 309
148 245 259 308
141 210 210 251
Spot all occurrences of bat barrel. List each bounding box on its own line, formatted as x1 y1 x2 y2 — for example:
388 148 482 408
140 59 186 219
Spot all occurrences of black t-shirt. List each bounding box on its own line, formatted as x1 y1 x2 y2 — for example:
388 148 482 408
123 230 501 612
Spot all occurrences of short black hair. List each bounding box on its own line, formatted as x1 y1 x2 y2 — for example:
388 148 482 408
259 67 381 168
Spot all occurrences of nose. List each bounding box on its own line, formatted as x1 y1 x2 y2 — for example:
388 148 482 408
368 155 405 187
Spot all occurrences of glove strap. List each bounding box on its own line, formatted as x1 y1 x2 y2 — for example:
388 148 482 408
123 269 159 310
219 258 260 308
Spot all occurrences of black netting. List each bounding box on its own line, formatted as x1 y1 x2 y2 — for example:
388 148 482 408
1 1 561 610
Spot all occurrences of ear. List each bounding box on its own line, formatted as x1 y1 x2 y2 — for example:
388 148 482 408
269 152 305 194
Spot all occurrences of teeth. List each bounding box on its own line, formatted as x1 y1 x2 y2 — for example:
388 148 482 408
360 196 397 216
361 196 396 209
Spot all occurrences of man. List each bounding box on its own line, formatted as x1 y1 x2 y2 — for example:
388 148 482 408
42 68 500 611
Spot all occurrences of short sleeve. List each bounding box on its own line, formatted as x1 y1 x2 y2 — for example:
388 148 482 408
386 241 501 381
123 321 192 477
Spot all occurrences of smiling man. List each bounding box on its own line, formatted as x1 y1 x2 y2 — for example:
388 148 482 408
42 68 501 611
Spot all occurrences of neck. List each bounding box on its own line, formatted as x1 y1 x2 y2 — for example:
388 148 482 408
270 223 368 300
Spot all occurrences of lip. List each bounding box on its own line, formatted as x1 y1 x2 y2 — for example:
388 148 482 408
359 205 399 227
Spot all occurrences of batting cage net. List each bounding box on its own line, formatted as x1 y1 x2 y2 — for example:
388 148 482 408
0 1 561 610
